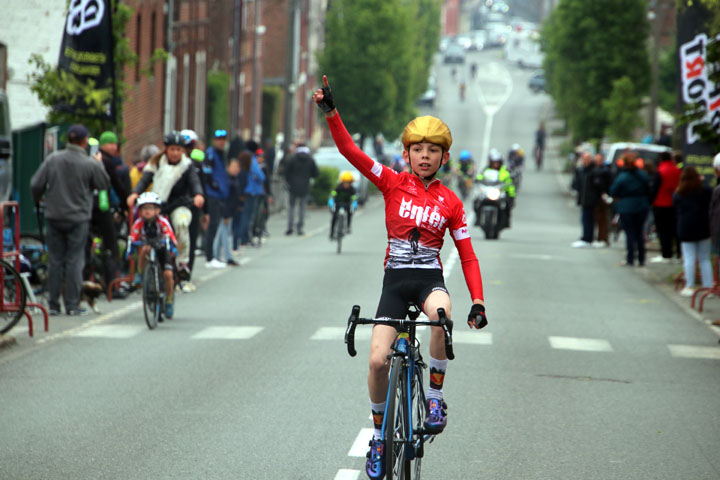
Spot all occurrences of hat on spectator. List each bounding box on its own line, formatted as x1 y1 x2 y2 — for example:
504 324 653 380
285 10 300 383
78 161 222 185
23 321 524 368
256 148 264 156
713 152 720 170
214 129 228 139
67 124 89 143
99 131 118 146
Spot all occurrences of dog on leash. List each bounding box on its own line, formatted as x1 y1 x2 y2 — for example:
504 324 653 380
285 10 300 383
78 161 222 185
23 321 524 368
81 281 104 314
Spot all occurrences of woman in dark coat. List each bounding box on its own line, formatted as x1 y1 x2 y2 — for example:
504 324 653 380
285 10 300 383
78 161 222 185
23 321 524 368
673 166 713 296
609 152 651 266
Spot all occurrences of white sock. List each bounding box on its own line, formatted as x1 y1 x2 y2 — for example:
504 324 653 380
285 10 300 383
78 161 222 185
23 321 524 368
427 356 448 400
370 400 386 440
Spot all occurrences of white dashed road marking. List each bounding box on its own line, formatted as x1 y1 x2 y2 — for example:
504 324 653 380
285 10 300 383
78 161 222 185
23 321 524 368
334 469 360 480
453 331 493 345
668 344 720 360
348 428 374 457
72 324 145 339
191 326 264 340
310 327 372 341
549 336 613 352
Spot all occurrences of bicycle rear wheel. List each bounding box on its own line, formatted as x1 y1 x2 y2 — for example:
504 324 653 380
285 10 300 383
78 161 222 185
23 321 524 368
0 259 27 335
336 212 345 254
385 356 411 480
142 263 160 330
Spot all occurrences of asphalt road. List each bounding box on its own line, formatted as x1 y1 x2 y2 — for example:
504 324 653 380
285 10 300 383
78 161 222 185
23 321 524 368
2 49 720 480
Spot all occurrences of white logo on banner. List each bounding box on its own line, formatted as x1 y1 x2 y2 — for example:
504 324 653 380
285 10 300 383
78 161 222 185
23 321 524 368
66 0 105 36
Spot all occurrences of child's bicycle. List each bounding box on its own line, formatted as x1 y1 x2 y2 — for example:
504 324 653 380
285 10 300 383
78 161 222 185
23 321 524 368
141 235 170 330
344 304 454 479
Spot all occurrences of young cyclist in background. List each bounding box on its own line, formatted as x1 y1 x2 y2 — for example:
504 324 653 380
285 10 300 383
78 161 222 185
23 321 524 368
328 170 358 239
313 76 488 480
130 192 178 318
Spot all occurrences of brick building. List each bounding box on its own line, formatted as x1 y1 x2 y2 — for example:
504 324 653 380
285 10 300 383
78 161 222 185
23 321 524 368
122 0 166 164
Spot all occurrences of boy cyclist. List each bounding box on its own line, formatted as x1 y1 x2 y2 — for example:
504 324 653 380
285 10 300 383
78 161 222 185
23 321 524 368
129 192 178 318
328 170 358 239
313 76 488 480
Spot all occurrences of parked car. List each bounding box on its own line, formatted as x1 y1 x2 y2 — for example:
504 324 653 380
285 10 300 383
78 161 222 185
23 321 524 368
313 146 370 205
604 142 671 169
528 71 546 93
0 90 12 202
443 43 466 64
417 88 436 107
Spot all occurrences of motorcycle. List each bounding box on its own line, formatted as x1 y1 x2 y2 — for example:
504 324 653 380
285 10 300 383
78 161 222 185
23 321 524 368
473 170 509 240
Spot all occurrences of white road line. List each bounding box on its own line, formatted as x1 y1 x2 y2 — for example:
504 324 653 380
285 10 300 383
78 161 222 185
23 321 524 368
334 469 360 480
36 302 142 345
453 331 492 345
549 336 613 352
191 326 264 340
668 344 720 360
348 428 374 457
443 250 459 280
310 327 372 341
509 253 554 261
72 324 145 339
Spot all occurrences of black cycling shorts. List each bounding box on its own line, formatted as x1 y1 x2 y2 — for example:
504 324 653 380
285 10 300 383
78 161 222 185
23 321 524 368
375 268 448 320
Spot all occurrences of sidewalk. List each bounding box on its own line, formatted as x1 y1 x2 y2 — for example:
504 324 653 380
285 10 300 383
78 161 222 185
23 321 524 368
543 109 720 336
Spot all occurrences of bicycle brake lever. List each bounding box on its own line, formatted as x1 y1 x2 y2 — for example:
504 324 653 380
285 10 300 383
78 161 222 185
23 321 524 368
345 305 360 357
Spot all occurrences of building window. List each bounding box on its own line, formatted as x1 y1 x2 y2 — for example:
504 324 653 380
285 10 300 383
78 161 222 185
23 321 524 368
150 11 156 55
135 13 142 83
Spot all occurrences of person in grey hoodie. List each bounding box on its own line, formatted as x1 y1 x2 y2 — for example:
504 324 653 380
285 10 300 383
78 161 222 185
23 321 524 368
30 124 110 315
283 143 318 235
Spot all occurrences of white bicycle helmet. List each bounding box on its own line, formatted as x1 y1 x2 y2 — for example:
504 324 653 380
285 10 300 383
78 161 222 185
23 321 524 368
137 191 162 207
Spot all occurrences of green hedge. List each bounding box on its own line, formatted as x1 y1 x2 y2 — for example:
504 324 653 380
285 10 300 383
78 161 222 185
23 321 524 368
207 70 230 135
310 166 339 205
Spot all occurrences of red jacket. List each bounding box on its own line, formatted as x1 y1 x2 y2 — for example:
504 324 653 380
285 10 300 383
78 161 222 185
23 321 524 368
653 161 681 208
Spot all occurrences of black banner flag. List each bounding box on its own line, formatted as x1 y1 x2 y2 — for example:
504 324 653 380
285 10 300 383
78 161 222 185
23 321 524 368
677 2 719 180
57 0 115 121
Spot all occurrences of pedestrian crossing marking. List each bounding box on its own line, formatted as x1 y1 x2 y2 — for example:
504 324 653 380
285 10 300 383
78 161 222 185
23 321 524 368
453 331 493 345
72 324 145 339
549 336 613 352
191 326 263 340
668 344 720 360
310 327 371 341
348 428 374 457
334 469 360 480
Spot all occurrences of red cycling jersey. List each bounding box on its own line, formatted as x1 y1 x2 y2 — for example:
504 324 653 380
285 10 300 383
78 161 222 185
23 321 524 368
130 216 178 249
327 114 483 301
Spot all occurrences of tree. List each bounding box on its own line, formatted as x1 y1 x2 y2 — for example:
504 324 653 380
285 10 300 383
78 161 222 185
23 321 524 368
541 0 650 142
28 0 165 139
603 76 644 141
318 0 441 143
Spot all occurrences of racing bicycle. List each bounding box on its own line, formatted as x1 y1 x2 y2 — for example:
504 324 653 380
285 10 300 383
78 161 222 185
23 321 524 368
335 207 347 254
344 304 454 479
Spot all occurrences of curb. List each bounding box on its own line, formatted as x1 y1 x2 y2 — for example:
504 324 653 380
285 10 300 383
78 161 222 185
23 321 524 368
0 334 17 350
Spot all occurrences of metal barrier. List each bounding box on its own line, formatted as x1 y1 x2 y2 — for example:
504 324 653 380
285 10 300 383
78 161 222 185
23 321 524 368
0 201 48 337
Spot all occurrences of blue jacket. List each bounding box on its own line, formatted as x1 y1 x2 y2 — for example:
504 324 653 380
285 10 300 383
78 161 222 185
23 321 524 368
203 146 229 199
244 156 266 196
609 170 650 214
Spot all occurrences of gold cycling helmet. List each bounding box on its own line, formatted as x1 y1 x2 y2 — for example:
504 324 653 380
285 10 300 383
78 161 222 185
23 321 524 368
401 116 452 151
340 171 354 182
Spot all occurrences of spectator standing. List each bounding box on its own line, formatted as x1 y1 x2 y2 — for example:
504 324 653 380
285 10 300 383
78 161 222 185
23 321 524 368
591 153 612 247
263 138 277 176
203 130 230 267
214 159 240 266
609 153 651 266
252 148 273 239
673 166 713 296
650 151 682 263
131 144 159 190
237 149 266 246
233 152 251 250
181 129 207 291
709 153 720 254
283 143 318 236
571 152 596 247
30 124 110 315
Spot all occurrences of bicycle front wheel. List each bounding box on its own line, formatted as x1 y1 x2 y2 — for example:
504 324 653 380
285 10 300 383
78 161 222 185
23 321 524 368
142 264 160 330
336 212 344 254
385 356 411 480
0 259 27 335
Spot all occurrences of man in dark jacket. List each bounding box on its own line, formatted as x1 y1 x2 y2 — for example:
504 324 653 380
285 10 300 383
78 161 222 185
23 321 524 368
31 124 110 315
571 152 597 247
283 144 318 235
591 153 612 247
202 130 230 265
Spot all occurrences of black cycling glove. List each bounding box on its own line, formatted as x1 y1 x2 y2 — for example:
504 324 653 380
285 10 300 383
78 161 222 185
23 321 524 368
317 83 336 113
468 304 488 329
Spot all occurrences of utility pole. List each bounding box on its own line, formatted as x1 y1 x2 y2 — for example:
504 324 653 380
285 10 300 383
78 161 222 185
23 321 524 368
282 0 300 159
648 2 661 140
250 0 264 142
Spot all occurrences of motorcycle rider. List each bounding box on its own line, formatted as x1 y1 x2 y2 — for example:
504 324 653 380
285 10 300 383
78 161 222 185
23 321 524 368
476 149 516 227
